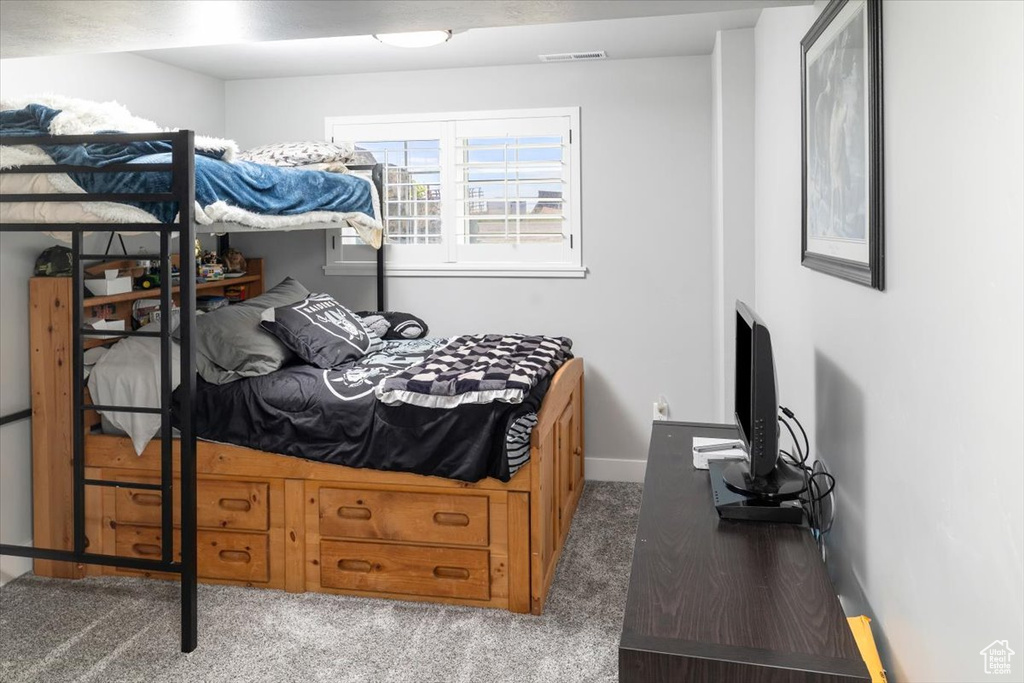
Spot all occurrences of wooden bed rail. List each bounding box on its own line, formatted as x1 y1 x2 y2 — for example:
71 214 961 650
533 357 584 443
529 357 585 614
28 266 585 617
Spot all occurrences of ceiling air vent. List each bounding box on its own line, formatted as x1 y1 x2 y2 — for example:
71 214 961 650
539 51 607 63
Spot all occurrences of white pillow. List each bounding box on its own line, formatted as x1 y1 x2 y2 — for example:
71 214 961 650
238 141 355 167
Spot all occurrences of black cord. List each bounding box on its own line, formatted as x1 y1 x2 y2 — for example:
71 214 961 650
780 448 802 468
779 412 814 533
778 416 806 467
102 232 130 256
805 472 822 536
781 405 810 462
779 406 837 556
809 468 836 534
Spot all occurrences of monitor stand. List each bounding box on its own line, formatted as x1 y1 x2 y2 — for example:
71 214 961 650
722 458 806 500
709 460 805 524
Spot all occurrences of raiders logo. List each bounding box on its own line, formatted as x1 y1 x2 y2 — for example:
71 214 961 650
322 338 442 402
292 293 369 352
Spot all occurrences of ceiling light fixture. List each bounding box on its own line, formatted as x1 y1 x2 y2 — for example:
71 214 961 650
373 30 452 48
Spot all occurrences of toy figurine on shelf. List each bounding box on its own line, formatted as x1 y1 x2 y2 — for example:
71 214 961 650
135 259 160 289
222 248 247 274
137 273 161 289
195 250 223 282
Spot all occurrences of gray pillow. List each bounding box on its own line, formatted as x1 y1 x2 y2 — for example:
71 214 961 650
176 277 309 384
194 351 249 385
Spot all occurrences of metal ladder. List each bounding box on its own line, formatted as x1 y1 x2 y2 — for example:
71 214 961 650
0 130 199 652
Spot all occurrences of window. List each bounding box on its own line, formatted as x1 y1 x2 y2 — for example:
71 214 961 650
324 108 583 277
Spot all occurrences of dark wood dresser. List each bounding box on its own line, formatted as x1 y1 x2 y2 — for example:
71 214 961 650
619 421 870 683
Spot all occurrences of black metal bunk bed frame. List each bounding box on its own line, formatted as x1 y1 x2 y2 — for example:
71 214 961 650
0 132 387 653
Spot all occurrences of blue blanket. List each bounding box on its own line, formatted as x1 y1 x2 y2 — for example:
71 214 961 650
1 104 376 224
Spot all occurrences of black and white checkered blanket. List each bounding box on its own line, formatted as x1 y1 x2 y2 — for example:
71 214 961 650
376 334 573 408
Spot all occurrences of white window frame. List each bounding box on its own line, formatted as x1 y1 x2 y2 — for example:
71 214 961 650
324 107 584 278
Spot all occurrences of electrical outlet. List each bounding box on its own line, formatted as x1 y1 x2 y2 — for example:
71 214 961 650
652 397 669 421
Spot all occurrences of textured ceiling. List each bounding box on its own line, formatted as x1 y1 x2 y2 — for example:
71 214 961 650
0 0 809 60
134 9 768 80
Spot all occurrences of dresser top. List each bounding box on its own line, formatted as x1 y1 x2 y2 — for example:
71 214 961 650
620 421 867 679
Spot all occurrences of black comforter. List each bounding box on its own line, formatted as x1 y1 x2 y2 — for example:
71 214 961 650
174 339 548 482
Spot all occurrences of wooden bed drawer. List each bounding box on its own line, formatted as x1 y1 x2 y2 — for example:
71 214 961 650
114 478 269 531
114 525 270 583
197 530 270 582
113 525 178 579
320 540 490 601
318 488 489 547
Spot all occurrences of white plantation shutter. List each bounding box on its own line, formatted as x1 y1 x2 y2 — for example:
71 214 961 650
325 109 581 276
360 140 443 246
453 116 571 264
329 120 445 266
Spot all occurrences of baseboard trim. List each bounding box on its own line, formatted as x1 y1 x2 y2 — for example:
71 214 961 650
585 457 647 483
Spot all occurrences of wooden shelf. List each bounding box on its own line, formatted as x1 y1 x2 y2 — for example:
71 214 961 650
50 257 265 350
83 274 261 307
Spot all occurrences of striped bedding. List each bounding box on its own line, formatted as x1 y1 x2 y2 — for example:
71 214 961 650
506 413 539 477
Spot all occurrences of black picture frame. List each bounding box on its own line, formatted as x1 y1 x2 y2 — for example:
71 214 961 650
801 0 885 290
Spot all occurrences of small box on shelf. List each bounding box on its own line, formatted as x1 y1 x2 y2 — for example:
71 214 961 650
84 276 132 296
83 317 126 338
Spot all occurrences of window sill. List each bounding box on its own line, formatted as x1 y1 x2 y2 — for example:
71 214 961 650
323 263 588 278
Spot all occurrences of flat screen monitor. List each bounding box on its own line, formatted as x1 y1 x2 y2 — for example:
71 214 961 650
735 310 753 450
726 301 803 500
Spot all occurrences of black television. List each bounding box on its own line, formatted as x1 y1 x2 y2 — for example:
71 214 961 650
722 302 805 501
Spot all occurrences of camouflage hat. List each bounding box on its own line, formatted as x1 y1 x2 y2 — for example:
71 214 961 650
34 246 73 277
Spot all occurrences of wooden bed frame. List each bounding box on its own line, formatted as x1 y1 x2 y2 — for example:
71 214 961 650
28 259 585 614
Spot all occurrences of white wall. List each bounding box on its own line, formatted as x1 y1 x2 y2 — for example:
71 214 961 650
225 57 716 481
753 3 1024 681
0 52 225 584
710 28 755 422
0 52 226 135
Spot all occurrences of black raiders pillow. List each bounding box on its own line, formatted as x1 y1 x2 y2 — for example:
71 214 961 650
260 293 381 369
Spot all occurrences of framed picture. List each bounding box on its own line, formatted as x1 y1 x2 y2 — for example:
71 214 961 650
801 0 884 290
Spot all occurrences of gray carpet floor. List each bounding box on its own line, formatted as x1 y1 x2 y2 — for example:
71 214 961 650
1 481 642 683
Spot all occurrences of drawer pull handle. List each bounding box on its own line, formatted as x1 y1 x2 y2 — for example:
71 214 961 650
132 542 161 557
131 492 161 507
337 559 372 573
337 506 371 521
218 498 252 513
433 566 470 580
433 512 470 527
218 550 251 564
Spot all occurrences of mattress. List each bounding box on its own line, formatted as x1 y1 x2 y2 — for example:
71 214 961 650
0 147 382 247
89 333 544 483
174 338 545 483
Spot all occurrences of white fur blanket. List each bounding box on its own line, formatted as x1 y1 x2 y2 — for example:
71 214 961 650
0 95 237 160
0 96 382 247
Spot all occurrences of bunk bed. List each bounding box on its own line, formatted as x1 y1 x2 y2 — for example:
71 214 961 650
0 121 585 653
